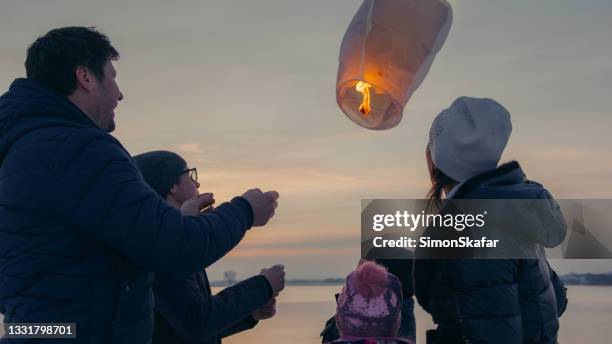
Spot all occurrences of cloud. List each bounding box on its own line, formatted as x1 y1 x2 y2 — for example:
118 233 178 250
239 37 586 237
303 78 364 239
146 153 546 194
1 0 611 278
175 143 203 154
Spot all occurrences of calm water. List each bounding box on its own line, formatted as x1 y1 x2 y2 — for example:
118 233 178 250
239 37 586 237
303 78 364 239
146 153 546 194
221 285 612 344
1 286 611 343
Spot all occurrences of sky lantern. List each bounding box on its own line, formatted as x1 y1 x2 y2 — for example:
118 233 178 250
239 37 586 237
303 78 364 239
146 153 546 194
336 0 453 130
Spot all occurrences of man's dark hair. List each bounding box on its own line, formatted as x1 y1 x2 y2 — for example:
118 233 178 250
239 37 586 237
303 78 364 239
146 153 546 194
25 26 119 95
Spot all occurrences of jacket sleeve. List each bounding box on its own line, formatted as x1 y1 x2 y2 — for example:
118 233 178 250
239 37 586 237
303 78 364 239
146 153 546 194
154 273 272 342
448 259 523 344
51 133 253 274
218 315 259 338
547 261 568 317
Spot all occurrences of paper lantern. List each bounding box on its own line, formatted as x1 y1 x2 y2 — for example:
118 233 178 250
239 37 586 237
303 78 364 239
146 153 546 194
336 0 453 130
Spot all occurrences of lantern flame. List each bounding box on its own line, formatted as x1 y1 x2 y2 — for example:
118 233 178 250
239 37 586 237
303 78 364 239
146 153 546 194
355 81 372 117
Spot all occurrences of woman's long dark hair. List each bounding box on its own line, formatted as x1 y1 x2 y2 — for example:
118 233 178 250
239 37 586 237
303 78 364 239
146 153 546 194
426 167 457 212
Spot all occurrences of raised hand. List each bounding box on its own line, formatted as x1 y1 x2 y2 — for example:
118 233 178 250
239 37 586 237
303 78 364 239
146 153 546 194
259 264 285 296
180 193 215 216
241 189 279 227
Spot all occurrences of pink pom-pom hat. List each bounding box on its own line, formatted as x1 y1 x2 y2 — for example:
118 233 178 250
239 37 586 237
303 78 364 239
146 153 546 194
336 261 403 338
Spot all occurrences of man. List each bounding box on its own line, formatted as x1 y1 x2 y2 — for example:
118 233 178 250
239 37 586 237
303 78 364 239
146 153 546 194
133 150 284 344
0 27 279 343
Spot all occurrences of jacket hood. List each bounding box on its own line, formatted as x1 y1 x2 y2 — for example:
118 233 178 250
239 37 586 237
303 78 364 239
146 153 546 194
0 78 98 165
451 161 567 249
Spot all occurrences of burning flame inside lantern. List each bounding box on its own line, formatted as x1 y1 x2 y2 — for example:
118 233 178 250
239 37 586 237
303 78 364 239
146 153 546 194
355 81 372 117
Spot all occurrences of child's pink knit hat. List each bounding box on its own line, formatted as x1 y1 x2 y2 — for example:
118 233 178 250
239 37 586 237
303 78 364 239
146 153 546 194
336 261 403 338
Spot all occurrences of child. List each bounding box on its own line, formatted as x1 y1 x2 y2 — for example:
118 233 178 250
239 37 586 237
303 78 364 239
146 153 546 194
327 261 413 344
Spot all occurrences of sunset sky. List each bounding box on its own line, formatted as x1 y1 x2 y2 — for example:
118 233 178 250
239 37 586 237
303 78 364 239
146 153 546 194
1 0 611 280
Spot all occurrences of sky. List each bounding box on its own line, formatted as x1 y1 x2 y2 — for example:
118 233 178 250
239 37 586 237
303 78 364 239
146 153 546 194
1 0 611 280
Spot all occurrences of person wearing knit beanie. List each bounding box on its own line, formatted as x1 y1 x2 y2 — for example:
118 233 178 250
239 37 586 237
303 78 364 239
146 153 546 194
428 96 512 183
133 150 191 197
332 261 412 344
417 97 566 343
132 150 284 344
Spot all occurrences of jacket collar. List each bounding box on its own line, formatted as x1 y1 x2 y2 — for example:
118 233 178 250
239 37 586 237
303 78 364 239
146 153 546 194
452 161 525 199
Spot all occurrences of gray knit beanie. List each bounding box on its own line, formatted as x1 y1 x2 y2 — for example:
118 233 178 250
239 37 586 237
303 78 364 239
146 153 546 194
428 97 512 182
133 151 187 197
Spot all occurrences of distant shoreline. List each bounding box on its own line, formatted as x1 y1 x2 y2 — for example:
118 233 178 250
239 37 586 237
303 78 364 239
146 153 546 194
561 273 612 286
210 273 612 287
210 278 345 287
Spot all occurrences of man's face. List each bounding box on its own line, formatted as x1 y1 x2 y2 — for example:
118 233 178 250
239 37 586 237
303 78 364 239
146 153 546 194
90 60 123 132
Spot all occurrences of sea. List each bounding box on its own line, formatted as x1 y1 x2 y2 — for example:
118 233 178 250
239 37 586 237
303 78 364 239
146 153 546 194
1 285 611 343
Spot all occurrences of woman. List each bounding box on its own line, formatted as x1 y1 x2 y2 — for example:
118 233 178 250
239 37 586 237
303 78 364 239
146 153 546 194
133 150 284 344
414 97 568 344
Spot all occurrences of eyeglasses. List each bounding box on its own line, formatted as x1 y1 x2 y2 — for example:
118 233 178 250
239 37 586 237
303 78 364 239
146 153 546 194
183 168 198 183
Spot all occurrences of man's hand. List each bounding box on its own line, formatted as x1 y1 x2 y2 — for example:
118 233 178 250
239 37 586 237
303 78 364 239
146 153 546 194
260 264 285 296
251 298 276 321
180 193 215 216
241 189 279 227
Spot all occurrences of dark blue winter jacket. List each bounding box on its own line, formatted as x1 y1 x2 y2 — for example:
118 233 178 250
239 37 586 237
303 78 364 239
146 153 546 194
0 78 254 343
153 270 272 344
414 162 567 344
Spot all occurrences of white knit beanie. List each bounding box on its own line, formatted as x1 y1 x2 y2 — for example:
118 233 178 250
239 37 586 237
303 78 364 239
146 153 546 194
428 97 512 182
